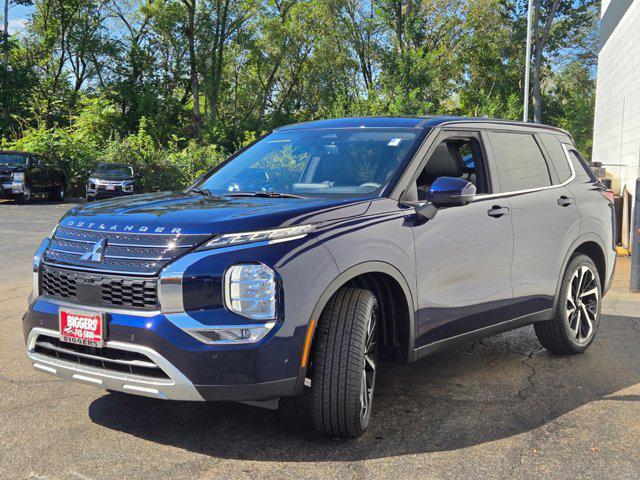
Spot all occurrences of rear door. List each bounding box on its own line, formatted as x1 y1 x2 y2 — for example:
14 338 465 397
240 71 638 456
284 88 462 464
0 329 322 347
487 130 580 318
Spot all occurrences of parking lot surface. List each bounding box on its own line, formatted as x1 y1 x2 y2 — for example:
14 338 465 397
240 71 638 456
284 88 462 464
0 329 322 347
1 201 639 479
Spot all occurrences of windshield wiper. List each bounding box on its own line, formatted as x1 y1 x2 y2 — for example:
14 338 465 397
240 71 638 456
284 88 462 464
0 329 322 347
189 188 222 199
224 191 306 199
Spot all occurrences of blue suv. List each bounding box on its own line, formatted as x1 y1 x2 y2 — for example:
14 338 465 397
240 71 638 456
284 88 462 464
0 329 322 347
23 117 616 438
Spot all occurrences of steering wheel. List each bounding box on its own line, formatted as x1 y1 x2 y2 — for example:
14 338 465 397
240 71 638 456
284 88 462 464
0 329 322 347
359 182 381 189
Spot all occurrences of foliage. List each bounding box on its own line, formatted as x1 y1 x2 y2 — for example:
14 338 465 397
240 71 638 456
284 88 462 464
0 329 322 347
0 0 600 196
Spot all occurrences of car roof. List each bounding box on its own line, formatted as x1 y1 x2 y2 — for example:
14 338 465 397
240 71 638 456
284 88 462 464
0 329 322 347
274 116 571 137
0 150 34 156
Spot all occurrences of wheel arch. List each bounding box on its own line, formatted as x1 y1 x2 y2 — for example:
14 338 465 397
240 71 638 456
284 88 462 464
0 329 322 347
552 234 609 313
295 261 416 392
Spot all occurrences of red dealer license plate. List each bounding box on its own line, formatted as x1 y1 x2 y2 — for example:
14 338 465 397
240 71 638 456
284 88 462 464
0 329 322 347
59 309 105 348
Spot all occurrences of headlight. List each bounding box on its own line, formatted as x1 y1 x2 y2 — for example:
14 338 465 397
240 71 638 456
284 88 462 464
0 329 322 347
29 237 50 305
200 224 315 250
122 181 134 192
13 172 25 182
224 264 276 320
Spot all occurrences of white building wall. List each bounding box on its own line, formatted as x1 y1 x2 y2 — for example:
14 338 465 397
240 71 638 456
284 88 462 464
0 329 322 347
592 0 640 199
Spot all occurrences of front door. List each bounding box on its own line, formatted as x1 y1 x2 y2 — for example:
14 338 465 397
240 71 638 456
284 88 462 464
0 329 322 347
409 130 514 348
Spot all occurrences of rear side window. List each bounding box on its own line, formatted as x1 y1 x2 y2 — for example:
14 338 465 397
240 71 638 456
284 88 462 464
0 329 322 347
488 132 551 192
567 149 597 183
540 134 571 182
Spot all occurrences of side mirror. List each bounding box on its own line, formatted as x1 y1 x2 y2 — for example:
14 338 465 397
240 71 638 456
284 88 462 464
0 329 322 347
427 177 476 207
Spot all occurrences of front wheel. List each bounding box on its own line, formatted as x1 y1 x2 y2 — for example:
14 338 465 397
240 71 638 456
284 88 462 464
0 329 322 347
16 184 33 204
534 254 601 354
311 287 378 438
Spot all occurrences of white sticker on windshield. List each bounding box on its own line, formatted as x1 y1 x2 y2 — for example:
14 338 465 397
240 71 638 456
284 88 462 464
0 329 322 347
388 138 402 147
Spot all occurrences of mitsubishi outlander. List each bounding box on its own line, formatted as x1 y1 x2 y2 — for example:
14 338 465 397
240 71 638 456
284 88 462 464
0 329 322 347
23 117 616 438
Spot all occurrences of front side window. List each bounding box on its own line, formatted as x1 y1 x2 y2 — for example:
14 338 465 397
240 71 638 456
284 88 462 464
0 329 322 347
489 132 551 192
414 136 489 200
0 153 29 166
194 128 420 198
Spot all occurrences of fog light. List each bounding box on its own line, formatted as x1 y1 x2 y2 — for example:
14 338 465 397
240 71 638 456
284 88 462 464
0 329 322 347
186 323 275 345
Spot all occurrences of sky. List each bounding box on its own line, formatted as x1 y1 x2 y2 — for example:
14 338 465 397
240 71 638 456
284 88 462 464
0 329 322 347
4 2 33 35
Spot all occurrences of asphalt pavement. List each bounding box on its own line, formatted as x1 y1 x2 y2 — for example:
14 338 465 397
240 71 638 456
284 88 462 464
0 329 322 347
1 200 639 479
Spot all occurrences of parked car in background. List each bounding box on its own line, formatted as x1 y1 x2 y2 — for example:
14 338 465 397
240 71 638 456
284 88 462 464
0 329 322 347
0 150 65 203
23 117 616 438
86 163 141 201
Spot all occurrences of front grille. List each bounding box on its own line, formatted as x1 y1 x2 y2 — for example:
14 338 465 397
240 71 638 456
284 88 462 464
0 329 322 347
44 226 210 276
33 334 169 379
40 265 159 310
41 267 77 299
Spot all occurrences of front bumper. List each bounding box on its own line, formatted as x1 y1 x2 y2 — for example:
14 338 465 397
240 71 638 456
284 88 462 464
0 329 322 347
27 327 203 401
1 181 25 197
86 188 134 200
23 297 300 401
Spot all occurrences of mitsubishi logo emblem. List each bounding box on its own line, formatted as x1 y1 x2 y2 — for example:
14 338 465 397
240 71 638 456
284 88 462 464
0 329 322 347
81 239 107 262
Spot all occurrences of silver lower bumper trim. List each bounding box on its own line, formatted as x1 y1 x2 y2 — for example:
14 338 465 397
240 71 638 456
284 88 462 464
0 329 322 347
27 327 204 401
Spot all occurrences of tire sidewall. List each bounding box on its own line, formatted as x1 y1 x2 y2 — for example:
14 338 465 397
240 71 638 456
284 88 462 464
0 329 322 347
359 298 378 430
557 255 602 351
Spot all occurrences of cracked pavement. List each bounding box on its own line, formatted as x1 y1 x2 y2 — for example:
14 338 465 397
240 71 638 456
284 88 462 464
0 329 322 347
1 201 639 479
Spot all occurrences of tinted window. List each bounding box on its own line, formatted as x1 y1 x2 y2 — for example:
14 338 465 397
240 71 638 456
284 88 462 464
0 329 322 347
540 134 571 182
0 153 28 165
95 164 134 176
568 149 597 183
489 132 551 191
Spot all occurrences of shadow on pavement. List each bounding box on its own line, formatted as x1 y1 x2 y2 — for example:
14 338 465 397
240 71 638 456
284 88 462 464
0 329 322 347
88 316 640 461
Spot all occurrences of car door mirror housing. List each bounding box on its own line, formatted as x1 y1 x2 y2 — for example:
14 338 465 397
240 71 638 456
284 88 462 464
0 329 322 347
427 177 476 207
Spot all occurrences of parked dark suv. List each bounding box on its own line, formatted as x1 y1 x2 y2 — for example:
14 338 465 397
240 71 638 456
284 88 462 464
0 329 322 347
23 117 615 438
86 163 141 201
0 150 65 203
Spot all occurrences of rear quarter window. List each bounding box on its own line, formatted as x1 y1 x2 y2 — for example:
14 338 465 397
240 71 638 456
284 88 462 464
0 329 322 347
567 148 597 183
540 133 572 183
488 132 552 192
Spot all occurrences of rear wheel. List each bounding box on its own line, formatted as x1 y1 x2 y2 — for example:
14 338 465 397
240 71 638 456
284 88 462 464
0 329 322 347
49 182 65 201
311 287 378 438
534 254 601 354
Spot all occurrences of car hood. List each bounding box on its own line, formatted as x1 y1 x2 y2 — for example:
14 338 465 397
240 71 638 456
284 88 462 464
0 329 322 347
0 164 27 175
59 191 371 235
89 173 134 181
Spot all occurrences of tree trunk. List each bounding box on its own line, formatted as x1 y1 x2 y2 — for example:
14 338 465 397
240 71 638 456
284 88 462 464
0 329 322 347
530 0 561 124
183 0 202 138
3 0 8 65
532 54 542 123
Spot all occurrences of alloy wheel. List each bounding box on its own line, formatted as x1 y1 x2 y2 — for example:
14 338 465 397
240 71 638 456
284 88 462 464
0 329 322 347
360 304 378 423
566 265 599 345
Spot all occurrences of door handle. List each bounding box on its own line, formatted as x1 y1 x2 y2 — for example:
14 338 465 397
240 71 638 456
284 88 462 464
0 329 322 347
487 205 509 218
557 196 575 207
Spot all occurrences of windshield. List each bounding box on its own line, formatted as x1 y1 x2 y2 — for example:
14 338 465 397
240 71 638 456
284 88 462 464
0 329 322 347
0 153 28 165
95 164 133 176
194 128 420 198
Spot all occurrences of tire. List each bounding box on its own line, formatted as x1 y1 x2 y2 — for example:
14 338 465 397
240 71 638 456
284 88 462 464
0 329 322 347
534 254 601 354
49 182 65 202
16 184 33 204
311 287 379 438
